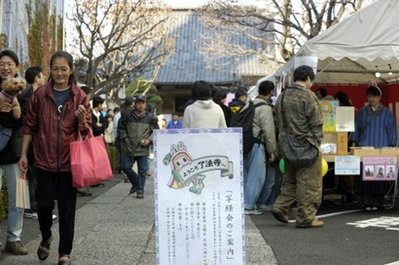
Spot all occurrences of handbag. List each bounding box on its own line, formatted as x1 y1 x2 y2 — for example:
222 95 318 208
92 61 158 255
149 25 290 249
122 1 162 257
282 134 318 167
280 88 318 168
70 128 113 188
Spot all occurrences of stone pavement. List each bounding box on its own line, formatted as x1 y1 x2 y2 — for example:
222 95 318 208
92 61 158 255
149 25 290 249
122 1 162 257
1 175 277 265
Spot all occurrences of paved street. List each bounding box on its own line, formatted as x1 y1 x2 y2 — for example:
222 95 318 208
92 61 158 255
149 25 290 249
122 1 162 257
0 173 124 254
0 173 276 265
1 170 398 265
252 197 399 265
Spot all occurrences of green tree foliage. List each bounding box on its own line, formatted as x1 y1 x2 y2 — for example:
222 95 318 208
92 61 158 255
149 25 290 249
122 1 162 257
126 78 163 113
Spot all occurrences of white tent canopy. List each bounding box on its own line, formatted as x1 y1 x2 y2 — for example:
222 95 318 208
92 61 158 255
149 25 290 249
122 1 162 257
272 0 399 85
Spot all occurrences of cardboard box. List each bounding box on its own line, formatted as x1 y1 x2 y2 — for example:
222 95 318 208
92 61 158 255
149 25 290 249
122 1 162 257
350 147 399 156
321 132 348 155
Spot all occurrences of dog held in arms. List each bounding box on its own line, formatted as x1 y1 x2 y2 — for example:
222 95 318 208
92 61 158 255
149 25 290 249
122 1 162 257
0 77 26 119
0 77 26 151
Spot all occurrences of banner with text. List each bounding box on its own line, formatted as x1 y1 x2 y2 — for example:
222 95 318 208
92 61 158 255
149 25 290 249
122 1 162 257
154 128 245 265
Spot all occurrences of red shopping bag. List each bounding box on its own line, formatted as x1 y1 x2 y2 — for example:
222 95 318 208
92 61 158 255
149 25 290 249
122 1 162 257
70 129 113 188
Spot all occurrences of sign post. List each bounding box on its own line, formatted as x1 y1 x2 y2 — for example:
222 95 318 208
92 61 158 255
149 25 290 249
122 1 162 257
154 128 245 265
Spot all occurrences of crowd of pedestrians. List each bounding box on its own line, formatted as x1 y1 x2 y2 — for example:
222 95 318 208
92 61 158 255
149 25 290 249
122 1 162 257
0 46 398 265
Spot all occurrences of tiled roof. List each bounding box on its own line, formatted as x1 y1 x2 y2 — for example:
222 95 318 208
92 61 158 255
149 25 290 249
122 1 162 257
153 11 273 85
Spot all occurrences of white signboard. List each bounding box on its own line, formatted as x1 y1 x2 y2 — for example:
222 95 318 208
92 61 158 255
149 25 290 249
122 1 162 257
334 156 361 175
154 128 245 265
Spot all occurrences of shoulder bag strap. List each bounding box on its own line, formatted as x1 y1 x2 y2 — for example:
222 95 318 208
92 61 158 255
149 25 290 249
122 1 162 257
280 86 301 133
280 90 289 133
252 101 268 141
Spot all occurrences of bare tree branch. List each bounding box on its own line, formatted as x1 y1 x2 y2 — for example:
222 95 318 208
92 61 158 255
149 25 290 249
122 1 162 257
203 0 370 62
70 0 176 99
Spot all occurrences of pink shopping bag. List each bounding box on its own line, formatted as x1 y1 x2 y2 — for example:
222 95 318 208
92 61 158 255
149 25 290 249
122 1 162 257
70 129 113 188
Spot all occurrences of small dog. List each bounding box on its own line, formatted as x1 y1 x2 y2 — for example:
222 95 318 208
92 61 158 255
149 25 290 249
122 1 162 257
0 77 26 119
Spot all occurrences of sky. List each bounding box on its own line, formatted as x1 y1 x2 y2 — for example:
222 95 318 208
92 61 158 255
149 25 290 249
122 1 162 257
163 0 208 8
162 0 264 8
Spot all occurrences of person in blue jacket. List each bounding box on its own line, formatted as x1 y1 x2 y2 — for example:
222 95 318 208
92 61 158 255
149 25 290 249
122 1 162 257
350 85 397 211
166 112 183 129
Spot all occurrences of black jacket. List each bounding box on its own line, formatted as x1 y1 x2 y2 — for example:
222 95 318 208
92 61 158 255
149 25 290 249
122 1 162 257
0 87 30 164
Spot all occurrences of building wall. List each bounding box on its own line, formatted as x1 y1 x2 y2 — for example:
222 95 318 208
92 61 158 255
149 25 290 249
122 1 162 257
158 84 192 114
242 75 264 87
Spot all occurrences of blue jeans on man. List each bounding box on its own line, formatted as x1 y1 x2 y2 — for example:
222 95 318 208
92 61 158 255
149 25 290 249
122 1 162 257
257 165 276 209
243 143 266 210
122 154 148 194
0 163 24 242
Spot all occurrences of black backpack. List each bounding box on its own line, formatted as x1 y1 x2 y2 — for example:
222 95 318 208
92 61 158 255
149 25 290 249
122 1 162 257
229 101 267 155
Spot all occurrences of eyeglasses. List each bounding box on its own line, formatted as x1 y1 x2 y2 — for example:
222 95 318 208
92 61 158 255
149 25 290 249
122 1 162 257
0 62 16 68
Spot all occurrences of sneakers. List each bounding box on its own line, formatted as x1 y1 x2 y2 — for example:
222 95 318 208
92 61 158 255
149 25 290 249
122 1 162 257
364 206 379 211
90 183 105 187
244 208 264 215
136 192 144 199
258 204 273 212
271 209 289 224
24 212 57 220
296 218 324 228
24 211 38 219
5 241 28 255
77 190 92 197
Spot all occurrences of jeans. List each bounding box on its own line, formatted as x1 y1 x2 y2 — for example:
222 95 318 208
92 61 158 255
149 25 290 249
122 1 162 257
0 163 24 242
257 165 276 207
0 126 12 151
243 143 266 210
122 154 148 193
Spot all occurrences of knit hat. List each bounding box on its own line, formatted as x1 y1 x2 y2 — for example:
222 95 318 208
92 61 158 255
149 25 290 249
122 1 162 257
135 95 146 102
